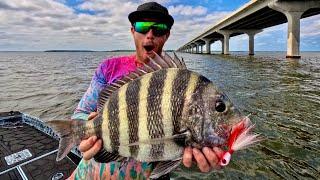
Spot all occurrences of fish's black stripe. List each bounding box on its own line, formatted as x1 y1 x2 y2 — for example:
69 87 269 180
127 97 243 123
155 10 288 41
190 75 211 141
150 143 165 160
147 69 167 159
171 69 191 132
126 78 141 157
147 69 167 138
108 91 120 152
93 114 103 138
193 75 211 105
195 75 211 92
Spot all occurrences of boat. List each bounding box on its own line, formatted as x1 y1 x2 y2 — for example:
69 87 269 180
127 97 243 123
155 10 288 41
0 111 81 180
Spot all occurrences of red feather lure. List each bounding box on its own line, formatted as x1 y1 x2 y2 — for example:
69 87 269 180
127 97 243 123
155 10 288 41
219 116 261 166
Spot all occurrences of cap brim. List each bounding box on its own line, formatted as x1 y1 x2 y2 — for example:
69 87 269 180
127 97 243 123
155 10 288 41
128 11 174 27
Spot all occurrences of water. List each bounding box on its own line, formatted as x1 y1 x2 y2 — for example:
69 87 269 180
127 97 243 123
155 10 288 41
0 51 319 179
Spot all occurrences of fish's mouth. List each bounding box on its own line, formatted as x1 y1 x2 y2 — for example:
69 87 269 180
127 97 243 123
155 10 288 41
201 116 251 147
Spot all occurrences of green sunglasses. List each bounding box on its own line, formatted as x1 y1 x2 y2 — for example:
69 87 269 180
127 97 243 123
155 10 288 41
133 22 169 37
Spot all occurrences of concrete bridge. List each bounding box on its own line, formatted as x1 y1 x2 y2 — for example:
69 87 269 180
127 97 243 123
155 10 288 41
177 0 320 58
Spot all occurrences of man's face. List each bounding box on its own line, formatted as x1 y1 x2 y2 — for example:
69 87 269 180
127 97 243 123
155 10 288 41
131 22 170 64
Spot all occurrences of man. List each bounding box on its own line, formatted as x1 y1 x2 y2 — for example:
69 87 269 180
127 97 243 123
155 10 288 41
69 2 222 179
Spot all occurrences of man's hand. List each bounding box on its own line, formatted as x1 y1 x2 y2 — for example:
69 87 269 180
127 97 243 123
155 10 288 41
78 112 102 160
182 146 223 172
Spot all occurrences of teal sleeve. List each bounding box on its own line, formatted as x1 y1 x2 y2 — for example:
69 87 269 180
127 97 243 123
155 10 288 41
71 112 89 121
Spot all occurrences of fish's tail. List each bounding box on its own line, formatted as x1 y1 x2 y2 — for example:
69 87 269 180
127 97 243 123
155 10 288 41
46 119 88 161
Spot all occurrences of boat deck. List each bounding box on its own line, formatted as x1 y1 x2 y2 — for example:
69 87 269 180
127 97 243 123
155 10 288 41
0 111 79 180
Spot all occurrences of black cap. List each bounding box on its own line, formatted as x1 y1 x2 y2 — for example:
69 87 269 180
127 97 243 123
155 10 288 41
128 2 174 28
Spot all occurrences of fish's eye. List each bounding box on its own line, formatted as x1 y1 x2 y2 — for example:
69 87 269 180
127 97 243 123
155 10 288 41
215 100 226 112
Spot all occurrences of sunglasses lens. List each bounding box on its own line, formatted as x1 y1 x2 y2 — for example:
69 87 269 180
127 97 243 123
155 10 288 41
134 22 154 34
152 29 168 36
152 23 168 36
134 22 169 36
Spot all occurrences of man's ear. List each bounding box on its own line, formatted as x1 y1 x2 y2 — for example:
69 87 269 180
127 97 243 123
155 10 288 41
165 31 170 41
131 27 135 35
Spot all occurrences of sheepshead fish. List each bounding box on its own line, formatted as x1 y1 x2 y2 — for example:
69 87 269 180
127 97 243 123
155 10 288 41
46 52 260 178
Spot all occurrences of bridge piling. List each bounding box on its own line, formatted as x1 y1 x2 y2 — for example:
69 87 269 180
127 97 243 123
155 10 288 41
285 11 303 58
179 0 320 58
196 43 200 53
269 0 320 58
246 30 262 55
249 33 255 56
204 39 211 54
220 39 224 54
191 44 196 53
218 30 231 55
223 34 230 55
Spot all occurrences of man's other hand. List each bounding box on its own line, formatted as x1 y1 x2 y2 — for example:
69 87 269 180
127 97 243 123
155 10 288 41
182 146 223 172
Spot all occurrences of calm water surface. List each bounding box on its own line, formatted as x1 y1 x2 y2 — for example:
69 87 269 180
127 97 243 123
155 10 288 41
0 51 319 179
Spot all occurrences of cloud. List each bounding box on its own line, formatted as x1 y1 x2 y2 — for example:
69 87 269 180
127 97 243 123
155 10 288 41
301 15 320 37
0 0 231 51
168 5 207 16
0 0 319 51
0 0 138 51
169 10 230 48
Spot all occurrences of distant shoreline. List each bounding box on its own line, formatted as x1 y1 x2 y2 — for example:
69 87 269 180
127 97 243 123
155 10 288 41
44 50 137 52
44 50 95 52
43 50 178 52
0 50 319 52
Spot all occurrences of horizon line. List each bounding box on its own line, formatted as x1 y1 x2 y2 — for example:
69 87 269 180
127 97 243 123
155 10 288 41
0 50 320 52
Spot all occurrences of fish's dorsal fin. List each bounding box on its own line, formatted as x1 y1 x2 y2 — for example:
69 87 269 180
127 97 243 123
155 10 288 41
161 51 187 69
97 51 186 112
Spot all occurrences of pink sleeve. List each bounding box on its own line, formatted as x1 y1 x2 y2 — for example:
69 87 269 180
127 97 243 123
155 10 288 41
72 59 110 120
72 55 136 120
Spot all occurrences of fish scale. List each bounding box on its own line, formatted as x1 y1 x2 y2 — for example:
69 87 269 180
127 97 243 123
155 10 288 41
96 68 200 161
171 69 192 132
147 69 166 140
125 79 140 157
107 90 120 152
46 52 261 179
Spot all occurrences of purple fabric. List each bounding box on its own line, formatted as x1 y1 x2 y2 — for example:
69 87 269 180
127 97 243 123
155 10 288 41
72 54 137 120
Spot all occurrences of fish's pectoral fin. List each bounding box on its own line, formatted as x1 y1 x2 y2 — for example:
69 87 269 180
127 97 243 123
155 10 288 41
150 159 182 179
94 148 122 163
173 130 191 147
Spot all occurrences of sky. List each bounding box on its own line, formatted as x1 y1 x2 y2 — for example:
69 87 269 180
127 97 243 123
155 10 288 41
0 0 319 51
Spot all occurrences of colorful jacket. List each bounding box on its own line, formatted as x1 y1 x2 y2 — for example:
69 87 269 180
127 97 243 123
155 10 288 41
69 54 153 180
